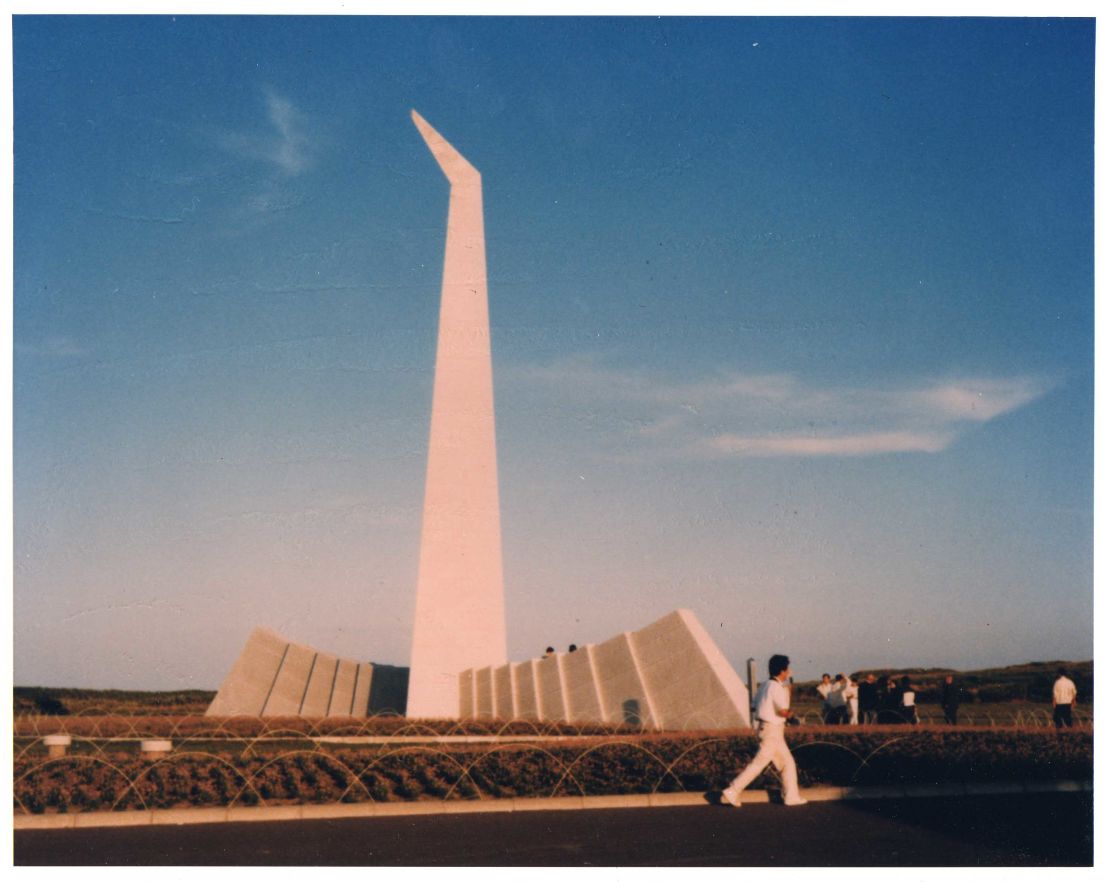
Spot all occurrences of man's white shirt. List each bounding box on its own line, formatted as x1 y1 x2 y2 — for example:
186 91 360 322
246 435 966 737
1053 676 1077 705
754 678 790 727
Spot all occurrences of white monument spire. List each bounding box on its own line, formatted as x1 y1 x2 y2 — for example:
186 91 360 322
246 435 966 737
406 110 508 718
207 113 750 730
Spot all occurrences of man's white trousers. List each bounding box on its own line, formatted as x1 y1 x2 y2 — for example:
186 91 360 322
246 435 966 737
727 724 801 801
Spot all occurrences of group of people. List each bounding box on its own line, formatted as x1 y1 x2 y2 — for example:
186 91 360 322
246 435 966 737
815 673 859 724
815 669 1080 728
816 672 930 725
541 645 578 658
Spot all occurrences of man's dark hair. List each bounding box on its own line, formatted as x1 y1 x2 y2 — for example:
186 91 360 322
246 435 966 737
1057 667 1068 676
769 654 790 678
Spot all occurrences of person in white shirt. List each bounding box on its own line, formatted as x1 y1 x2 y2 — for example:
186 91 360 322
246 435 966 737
1052 668 1078 729
900 675 918 725
827 674 849 724
721 654 808 808
842 675 859 725
815 673 833 723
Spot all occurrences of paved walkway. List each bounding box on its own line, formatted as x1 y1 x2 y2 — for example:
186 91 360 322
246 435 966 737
15 791 1093 866
13 778 1089 830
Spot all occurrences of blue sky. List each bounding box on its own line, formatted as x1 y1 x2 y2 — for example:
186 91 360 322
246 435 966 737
13 16 1093 689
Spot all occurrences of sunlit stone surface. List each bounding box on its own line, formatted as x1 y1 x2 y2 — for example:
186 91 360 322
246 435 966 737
406 110 508 718
458 610 752 730
206 628 397 718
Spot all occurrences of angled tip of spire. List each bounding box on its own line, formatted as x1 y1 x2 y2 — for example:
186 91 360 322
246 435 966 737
410 108 436 143
411 109 480 183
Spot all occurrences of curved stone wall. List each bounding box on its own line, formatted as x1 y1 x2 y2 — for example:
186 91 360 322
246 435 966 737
457 609 752 730
205 628 405 718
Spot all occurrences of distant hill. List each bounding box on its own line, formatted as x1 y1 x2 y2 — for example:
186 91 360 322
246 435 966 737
795 660 1092 704
13 686 215 716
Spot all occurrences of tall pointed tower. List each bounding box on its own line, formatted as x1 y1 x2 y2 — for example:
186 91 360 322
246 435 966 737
406 111 508 718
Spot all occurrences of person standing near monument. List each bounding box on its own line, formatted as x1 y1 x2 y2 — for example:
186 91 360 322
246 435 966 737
843 675 859 725
721 654 808 808
1052 668 1077 729
816 673 833 723
858 673 879 724
941 674 961 725
881 677 901 723
900 675 918 725
827 674 849 724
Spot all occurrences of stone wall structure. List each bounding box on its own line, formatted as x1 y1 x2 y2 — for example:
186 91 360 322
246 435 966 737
206 628 404 718
456 610 751 730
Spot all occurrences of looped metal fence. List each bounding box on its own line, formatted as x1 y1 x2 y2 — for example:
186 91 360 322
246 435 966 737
13 722 1090 817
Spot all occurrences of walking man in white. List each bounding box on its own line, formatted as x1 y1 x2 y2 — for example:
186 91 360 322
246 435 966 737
721 654 808 807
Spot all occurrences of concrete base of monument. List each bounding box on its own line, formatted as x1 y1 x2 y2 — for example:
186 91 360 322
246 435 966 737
205 628 409 718
207 608 752 728
460 609 753 730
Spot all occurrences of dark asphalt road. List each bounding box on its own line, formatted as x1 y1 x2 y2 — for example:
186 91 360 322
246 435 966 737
15 793 1092 866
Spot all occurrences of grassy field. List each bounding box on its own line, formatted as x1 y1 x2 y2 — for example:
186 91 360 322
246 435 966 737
788 698 1091 727
14 687 213 717
792 659 1092 704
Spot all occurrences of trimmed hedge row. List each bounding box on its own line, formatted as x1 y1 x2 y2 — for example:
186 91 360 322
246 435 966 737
13 715 638 739
14 729 1091 814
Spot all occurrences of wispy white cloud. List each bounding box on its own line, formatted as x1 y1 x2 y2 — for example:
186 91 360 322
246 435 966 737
912 380 1045 422
504 355 1053 460
511 357 797 408
705 430 953 458
264 93 310 174
218 89 315 176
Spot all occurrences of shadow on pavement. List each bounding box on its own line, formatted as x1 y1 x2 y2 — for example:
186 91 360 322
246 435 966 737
834 792 1092 866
